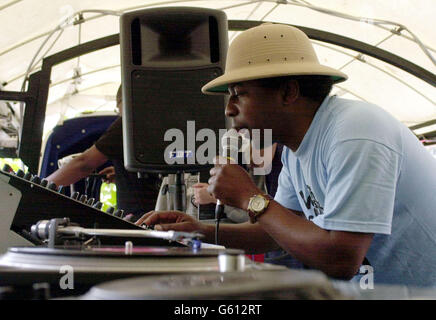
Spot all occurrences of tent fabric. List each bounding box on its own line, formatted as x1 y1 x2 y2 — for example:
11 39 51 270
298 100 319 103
0 1 434 139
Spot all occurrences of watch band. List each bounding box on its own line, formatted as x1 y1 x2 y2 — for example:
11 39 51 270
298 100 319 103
247 194 272 223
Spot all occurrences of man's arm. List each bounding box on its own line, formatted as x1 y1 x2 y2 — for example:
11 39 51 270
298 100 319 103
46 145 108 186
208 163 373 280
137 163 373 280
255 200 373 279
135 210 281 253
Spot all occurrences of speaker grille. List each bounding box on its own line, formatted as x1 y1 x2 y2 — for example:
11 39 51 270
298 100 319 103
128 68 225 171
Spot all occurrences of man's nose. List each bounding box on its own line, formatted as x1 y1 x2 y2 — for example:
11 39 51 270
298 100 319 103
225 98 238 118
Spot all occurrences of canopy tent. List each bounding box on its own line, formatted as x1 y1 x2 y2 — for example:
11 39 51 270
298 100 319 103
0 0 435 168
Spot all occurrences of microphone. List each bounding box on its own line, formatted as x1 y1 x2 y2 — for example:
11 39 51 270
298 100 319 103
221 128 243 163
214 129 243 244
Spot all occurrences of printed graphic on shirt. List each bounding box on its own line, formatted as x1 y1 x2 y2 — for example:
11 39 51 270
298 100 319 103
299 185 324 220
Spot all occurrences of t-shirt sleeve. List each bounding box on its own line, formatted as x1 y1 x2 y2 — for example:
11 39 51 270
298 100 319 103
95 117 123 159
274 150 302 212
313 139 402 235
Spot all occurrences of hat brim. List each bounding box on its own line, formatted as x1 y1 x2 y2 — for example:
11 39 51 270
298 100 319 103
202 62 348 95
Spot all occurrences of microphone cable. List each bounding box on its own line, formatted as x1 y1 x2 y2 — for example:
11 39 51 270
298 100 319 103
215 199 225 245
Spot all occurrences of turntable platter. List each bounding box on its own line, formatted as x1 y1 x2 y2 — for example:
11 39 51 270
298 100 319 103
0 246 245 274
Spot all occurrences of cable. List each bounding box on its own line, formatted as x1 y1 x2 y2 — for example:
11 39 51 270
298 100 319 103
190 195 198 209
214 202 225 245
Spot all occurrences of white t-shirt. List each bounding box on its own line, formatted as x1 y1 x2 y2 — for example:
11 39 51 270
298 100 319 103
275 95 436 287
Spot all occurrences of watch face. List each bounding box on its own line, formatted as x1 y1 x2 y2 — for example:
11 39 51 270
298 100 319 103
251 196 265 211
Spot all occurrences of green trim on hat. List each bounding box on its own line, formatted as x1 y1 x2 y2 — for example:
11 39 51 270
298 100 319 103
208 84 229 93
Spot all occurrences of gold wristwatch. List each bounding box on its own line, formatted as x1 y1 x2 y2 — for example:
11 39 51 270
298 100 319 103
247 194 271 223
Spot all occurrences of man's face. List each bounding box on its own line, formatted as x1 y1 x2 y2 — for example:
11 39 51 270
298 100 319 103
226 80 284 147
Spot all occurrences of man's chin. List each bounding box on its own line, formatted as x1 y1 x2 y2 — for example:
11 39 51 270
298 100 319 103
233 127 274 150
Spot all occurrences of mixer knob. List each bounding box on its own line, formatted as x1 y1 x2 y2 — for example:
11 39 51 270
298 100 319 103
2 163 12 172
57 186 66 194
113 209 124 218
16 169 25 178
40 179 48 187
79 194 88 203
92 201 103 210
71 191 80 200
86 198 95 206
106 206 115 214
30 175 41 184
47 182 57 191
24 172 32 180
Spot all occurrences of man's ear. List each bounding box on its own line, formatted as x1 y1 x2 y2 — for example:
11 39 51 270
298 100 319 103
281 79 299 105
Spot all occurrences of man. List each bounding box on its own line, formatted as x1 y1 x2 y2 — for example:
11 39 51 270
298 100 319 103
47 86 160 219
136 23 436 287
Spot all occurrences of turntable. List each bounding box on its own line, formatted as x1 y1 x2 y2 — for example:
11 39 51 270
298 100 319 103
0 166 289 300
0 245 248 298
0 165 286 300
0 216 252 299
79 270 347 300
0 245 245 275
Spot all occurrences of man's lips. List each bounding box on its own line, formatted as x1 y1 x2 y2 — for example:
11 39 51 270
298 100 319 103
233 126 248 133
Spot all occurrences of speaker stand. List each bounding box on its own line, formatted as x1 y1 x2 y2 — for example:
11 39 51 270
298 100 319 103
167 172 186 212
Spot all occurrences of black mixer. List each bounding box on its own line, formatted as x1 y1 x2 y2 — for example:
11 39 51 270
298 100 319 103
0 163 175 248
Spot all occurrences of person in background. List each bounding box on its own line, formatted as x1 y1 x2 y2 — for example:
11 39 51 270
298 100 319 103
136 23 436 287
47 85 160 220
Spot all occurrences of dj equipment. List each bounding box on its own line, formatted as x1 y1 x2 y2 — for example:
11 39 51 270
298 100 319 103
0 245 247 299
0 202 249 299
0 163 255 299
80 269 346 300
0 164 176 253
78 271 436 300
0 246 244 277
4 165 435 301
120 7 228 173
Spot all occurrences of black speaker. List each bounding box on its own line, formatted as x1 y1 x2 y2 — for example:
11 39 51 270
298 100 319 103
120 7 228 173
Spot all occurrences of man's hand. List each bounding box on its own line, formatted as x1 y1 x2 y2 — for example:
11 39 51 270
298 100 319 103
98 166 116 184
135 211 207 233
207 159 263 210
192 183 217 205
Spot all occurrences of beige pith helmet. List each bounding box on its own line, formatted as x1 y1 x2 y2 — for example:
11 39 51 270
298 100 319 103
202 23 348 95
